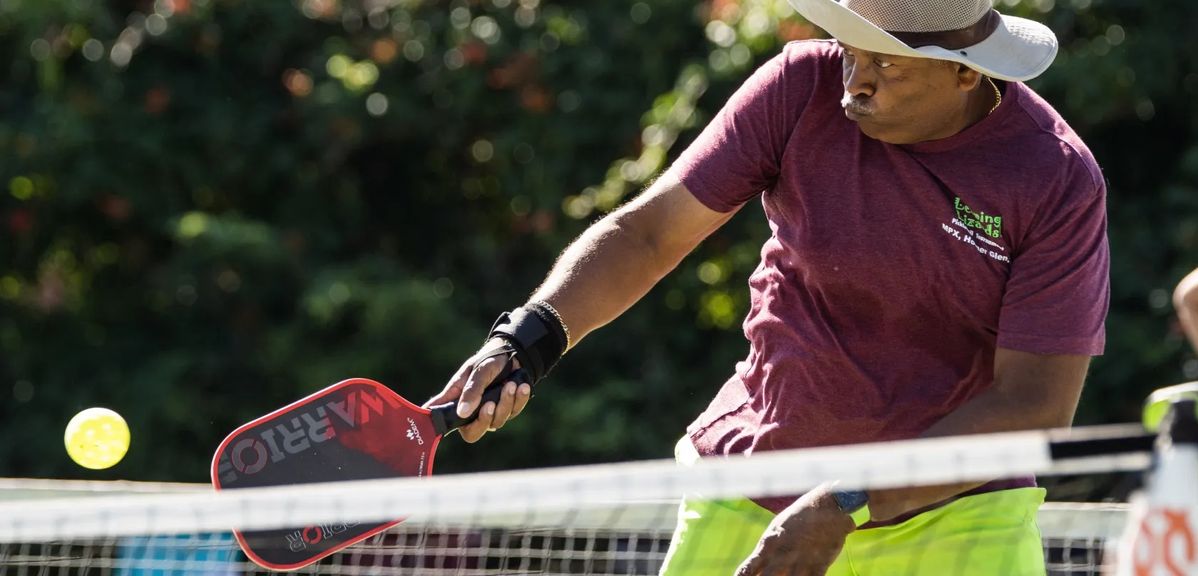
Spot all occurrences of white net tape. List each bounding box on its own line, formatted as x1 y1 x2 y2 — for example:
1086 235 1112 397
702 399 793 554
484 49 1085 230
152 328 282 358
0 426 1149 575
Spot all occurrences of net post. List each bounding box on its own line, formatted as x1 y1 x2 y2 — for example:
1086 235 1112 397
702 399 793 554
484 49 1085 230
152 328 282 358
1113 397 1198 575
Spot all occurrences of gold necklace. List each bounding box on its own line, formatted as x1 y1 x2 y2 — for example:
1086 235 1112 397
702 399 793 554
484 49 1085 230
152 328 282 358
987 77 1002 115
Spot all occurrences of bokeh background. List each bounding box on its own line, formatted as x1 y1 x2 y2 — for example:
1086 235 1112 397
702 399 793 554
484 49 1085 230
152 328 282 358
1 0 1195 483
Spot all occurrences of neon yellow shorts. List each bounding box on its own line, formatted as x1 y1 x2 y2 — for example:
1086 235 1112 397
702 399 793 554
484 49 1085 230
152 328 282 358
659 438 1047 576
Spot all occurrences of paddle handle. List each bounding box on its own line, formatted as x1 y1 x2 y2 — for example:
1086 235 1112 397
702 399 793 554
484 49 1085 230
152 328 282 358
429 364 531 435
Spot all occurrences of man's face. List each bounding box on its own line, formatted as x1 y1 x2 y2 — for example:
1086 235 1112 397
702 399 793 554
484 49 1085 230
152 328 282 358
838 42 976 144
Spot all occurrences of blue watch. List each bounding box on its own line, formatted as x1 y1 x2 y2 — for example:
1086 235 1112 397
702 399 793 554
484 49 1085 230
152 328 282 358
832 489 871 527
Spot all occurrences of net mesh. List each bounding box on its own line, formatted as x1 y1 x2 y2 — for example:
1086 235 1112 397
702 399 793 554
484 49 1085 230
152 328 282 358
0 504 1126 575
0 427 1147 576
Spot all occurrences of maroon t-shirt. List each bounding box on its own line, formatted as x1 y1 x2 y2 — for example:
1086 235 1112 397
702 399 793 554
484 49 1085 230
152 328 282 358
667 41 1109 516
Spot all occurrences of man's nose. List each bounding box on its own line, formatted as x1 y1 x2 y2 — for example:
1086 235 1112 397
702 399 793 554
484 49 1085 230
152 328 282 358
844 62 875 98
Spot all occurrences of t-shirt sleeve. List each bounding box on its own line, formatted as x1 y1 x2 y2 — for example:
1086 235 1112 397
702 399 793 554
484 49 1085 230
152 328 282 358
665 45 813 212
997 158 1110 356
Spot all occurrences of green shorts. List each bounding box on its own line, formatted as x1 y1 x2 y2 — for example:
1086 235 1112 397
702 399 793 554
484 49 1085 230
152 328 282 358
660 438 1047 576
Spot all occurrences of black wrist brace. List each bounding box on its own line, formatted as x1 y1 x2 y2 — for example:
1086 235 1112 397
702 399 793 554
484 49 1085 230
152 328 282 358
488 304 567 384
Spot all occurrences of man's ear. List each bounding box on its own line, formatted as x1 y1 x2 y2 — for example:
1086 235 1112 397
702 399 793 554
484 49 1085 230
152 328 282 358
955 63 983 92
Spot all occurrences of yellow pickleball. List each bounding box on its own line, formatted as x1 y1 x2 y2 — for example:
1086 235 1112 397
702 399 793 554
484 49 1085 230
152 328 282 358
64 407 130 470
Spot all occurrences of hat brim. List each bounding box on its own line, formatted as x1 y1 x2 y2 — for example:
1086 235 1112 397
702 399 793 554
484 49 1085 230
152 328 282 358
788 0 1058 82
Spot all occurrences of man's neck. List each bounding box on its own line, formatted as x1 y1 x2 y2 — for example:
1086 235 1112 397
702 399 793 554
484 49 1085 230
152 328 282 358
966 79 1000 126
916 82 998 143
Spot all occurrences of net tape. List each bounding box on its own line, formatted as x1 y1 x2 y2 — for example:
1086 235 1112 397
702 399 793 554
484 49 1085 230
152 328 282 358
0 425 1149 543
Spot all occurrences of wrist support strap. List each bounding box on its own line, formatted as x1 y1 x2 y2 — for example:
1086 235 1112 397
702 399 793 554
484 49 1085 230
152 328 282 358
488 303 568 383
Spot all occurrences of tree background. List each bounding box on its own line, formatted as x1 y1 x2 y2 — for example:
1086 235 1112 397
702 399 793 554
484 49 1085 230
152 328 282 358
1 0 1194 484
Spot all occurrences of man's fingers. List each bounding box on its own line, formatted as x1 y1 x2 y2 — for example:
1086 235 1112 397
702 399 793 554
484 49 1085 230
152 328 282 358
455 378 532 442
511 383 532 417
423 378 463 408
458 403 495 443
456 355 509 418
493 381 534 428
423 359 474 408
733 548 765 576
485 382 514 429
735 532 782 576
429 339 530 443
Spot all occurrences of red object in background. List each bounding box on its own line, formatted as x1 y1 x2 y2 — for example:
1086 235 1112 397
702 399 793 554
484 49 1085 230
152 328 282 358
8 210 32 235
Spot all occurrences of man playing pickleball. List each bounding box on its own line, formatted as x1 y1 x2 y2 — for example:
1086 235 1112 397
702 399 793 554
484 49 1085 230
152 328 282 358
427 1 1110 574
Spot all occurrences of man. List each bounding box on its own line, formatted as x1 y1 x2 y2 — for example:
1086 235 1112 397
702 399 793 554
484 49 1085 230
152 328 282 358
1176 269 1198 352
426 0 1110 574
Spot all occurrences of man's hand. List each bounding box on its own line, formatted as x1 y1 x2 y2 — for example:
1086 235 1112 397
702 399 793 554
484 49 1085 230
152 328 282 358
734 484 855 576
424 339 532 443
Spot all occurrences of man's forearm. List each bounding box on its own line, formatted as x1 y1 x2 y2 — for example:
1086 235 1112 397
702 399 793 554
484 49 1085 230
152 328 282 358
526 177 736 348
529 212 683 347
865 386 1058 521
865 350 1090 522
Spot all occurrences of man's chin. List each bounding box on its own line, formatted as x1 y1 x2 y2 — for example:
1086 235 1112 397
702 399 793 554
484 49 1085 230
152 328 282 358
848 116 886 141
848 115 911 145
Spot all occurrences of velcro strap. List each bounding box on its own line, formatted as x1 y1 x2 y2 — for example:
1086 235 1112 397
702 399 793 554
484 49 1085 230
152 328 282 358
488 306 565 383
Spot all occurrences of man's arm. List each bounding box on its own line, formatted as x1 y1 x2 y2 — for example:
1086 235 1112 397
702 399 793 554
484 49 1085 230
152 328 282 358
1175 269 1198 352
528 175 738 344
866 348 1090 520
427 174 739 442
734 349 1091 575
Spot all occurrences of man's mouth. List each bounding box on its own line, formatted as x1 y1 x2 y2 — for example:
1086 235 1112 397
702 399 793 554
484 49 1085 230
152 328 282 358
841 94 873 119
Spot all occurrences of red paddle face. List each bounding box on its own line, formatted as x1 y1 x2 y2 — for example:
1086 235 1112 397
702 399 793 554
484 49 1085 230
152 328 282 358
211 378 442 570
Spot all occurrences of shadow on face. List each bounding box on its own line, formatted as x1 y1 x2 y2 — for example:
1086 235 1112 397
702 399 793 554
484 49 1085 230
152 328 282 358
838 42 985 144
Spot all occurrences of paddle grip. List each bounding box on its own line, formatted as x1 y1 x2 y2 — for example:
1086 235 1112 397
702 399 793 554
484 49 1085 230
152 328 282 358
430 364 531 435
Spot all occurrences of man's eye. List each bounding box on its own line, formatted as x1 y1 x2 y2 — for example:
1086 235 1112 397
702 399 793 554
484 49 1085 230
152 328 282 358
875 59 893 68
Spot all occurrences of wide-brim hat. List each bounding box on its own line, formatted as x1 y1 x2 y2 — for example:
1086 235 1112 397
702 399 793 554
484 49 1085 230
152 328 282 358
788 0 1058 82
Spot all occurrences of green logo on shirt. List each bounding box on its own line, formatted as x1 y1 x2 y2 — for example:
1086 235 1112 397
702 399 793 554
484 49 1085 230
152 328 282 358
953 197 1003 239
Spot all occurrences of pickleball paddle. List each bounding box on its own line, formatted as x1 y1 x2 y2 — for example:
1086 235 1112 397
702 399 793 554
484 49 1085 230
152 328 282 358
211 368 526 570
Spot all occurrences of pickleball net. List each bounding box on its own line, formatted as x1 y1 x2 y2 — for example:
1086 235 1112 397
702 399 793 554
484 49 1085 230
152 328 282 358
0 424 1155 575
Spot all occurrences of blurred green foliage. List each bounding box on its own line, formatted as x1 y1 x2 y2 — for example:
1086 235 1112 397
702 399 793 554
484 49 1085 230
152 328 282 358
0 0 1194 482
